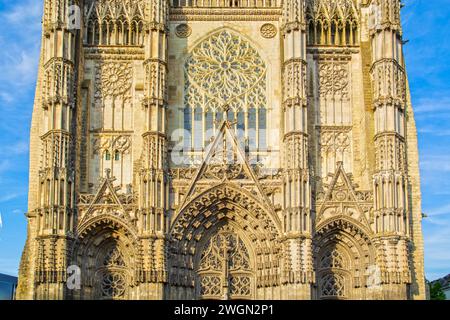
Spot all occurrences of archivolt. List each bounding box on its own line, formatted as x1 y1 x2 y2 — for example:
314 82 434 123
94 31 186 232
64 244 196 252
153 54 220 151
316 216 372 244
314 216 376 291
71 215 140 298
169 183 283 289
76 214 139 241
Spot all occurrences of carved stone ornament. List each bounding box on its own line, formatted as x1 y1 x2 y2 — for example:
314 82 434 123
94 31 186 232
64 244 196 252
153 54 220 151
18 0 424 302
260 23 277 38
95 62 132 102
175 24 192 38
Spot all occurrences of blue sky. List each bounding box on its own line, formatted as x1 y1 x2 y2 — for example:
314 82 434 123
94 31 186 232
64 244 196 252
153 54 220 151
0 0 449 281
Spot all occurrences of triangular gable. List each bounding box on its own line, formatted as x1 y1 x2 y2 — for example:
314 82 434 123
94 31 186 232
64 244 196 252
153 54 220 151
179 121 274 213
86 169 125 214
318 162 370 226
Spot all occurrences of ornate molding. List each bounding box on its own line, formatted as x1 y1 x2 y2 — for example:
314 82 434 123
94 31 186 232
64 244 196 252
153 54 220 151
260 23 277 38
169 8 282 21
175 23 192 38
84 47 145 60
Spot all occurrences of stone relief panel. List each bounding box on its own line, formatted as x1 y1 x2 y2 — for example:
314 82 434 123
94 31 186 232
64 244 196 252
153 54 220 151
317 61 351 125
175 24 192 38
93 61 133 131
90 134 133 191
318 127 353 177
87 60 135 193
315 60 353 177
260 23 277 38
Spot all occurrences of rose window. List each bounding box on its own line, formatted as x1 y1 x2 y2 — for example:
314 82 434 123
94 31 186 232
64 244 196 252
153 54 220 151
95 62 132 99
185 31 265 104
183 30 268 153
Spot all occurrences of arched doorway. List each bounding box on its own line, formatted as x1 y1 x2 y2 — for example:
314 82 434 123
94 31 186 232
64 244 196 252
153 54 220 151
168 184 282 300
195 225 254 300
71 216 138 300
314 218 375 300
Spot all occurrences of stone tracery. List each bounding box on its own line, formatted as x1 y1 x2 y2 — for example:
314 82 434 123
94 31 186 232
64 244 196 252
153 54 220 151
184 30 268 152
197 227 253 299
84 0 146 46
17 0 426 301
306 0 359 46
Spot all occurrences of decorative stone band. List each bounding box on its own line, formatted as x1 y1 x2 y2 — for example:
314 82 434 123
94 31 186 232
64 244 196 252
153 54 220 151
169 8 282 21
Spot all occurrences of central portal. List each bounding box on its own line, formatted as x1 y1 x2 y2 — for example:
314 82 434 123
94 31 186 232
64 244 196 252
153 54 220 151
196 225 254 300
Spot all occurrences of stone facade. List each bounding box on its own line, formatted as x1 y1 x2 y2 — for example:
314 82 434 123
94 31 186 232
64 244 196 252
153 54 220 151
17 0 426 300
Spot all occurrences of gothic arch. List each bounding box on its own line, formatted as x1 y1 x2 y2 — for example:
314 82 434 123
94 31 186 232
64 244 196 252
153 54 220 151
83 0 146 46
168 183 282 299
314 217 375 300
71 216 140 300
306 0 360 46
77 213 139 241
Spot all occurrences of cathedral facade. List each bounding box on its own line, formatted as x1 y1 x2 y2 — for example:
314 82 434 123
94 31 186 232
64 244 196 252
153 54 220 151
17 0 426 300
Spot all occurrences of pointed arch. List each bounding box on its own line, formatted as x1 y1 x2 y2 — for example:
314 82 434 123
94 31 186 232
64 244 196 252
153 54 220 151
306 0 360 46
83 0 146 46
71 215 140 299
314 216 376 300
168 183 282 299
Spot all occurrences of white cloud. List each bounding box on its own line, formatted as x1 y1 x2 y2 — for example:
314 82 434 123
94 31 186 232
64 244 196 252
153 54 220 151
0 193 24 203
423 220 450 280
421 156 450 173
414 96 450 114
2 0 42 26
0 160 10 173
0 91 14 103
4 141 29 155
0 0 42 104
427 203 450 217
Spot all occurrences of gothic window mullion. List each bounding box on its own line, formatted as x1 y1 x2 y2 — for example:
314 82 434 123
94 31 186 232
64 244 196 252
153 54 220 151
255 107 260 152
184 30 267 154
202 109 206 150
191 106 195 151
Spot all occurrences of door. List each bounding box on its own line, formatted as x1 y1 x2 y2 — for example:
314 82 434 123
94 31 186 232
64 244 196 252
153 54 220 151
196 228 254 300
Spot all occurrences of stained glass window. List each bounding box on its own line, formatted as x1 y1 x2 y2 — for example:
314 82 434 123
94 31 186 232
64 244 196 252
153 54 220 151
184 30 267 152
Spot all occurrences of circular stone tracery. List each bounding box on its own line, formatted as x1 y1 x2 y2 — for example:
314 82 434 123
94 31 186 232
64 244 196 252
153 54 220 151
95 62 132 99
185 30 266 105
260 24 277 38
176 24 192 38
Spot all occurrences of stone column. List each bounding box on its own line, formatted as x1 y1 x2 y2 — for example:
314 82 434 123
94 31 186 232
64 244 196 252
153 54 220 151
280 0 313 300
369 0 411 299
136 0 169 299
17 0 81 300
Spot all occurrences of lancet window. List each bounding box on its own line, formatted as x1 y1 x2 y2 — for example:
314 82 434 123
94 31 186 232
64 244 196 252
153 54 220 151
84 0 146 46
306 0 359 46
